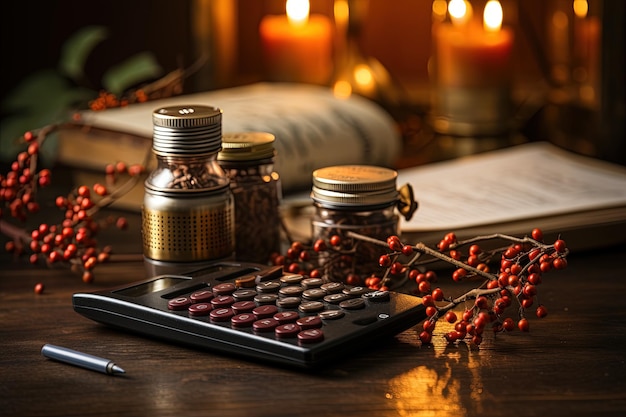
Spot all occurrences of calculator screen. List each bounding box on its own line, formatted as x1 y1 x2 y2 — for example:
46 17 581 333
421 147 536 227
114 277 189 297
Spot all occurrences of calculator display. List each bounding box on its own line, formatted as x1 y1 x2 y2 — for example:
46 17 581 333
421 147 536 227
114 277 189 297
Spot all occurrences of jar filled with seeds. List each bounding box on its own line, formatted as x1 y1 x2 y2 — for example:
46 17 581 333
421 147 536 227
218 132 282 264
142 105 235 271
311 165 417 283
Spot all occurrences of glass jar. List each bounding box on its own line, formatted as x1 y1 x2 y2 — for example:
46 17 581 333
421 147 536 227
142 105 235 269
218 132 282 264
311 165 417 283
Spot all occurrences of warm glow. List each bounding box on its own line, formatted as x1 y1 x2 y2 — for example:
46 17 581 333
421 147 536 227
573 0 589 18
333 80 352 98
334 0 349 27
286 0 309 26
449 0 472 26
354 64 374 88
483 0 503 32
432 0 447 22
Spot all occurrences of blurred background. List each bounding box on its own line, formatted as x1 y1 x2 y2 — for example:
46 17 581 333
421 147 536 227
2 0 624 166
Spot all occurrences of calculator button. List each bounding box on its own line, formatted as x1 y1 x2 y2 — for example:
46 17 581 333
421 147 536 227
339 298 366 310
210 308 235 322
323 293 351 304
302 288 326 300
254 294 279 305
211 295 235 308
279 285 304 297
320 282 344 293
256 281 281 293
189 289 214 303
343 286 372 296
273 311 299 324
276 296 302 308
231 300 256 313
298 301 325 313
168 297 192 311
231 313 256 328
253 318 280 332
275 323 301 338
188 303 213 316
212 282 237 295
298 328 324 344
301 277 324 288
362 290 390 302
296 315 322 329
318 310 345 320
280 274 304 285
253 304 278 319
232 289 257 301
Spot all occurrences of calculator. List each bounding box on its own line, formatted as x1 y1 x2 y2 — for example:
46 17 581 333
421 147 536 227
72 262 426 369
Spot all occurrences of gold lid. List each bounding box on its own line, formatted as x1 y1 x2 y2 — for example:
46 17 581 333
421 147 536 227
311 165 399 207
218 132 276 161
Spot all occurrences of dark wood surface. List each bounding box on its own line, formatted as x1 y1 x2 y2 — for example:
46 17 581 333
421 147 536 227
2 226 626 417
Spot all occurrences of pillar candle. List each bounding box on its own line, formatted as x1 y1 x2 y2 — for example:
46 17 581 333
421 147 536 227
259 0 333 85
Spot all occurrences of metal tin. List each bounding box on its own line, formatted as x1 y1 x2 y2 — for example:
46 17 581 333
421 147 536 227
142 105 235 264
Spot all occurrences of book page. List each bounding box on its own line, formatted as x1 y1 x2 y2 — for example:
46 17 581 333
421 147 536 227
80 83 401 191
398 142 626 231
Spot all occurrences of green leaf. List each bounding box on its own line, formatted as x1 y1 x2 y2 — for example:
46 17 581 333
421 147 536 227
59 26 109 80
102 51 163 95
1 69 69 113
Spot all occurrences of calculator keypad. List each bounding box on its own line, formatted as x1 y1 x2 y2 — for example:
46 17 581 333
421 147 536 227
166 272 389 345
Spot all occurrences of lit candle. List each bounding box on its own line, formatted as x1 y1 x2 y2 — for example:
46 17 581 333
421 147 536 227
259 0 333 85
434 0 513 89
430 0 515 136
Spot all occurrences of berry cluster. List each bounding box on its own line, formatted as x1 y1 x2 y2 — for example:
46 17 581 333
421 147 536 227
385 229 568 346
2 128 145 289
272 228 569 347
0 131 50 222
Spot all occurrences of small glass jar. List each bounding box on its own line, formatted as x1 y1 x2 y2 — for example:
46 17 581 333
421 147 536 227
311 165 416 283
142 105 235 269
218 132 282 264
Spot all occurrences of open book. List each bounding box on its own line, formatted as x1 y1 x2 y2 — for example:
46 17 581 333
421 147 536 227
58 82 401 200
282 142 626 253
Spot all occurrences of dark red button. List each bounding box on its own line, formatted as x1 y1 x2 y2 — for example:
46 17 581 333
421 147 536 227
275 323 301 338
253 318 280 332
231 300 256 313
273 311 299 324
189 289 214 303
210 308 234 322
298 328 324 344
253 304 278 319
212 282 236 295
231 313 256 328
168 297 191 311
211 295 235 308
188 303 213 316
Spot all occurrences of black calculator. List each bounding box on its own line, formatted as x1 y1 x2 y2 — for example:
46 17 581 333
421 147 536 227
72 262 426 369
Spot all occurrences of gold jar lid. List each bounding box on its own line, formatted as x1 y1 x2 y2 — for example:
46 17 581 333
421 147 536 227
311 165 399 207
218 132 276 162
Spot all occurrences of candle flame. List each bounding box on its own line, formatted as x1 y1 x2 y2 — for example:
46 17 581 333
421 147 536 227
449 0 472 26
286 0 309 26
573 0 588 18
483 0 503 32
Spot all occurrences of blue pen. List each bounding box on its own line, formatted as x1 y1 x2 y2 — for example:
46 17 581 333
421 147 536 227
41 344 125 376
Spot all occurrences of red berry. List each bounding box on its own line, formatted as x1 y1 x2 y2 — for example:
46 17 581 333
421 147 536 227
518 318 530 332
531 228 544 242
34 282 45 294
554 239 567 253
329 235 341 247
431 288 444 301
444 311 457 323
536 305 548 318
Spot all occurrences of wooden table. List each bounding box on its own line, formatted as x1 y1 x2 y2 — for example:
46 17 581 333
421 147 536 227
2 227 625 417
